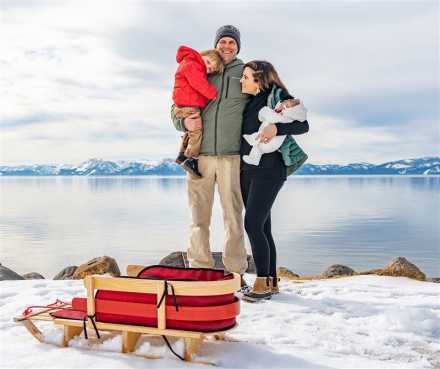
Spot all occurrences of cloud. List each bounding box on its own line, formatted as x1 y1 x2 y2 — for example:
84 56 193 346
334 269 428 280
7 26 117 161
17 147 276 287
1 0 438 165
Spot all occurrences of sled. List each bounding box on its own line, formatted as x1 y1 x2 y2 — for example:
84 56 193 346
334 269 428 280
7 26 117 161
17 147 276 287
14 265 241 364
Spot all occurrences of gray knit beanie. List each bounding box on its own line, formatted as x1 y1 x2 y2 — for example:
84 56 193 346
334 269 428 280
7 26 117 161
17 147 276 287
214 25 241 53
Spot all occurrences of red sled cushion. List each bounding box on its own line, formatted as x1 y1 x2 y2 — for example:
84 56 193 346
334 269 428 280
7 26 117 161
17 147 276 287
56 266 240 332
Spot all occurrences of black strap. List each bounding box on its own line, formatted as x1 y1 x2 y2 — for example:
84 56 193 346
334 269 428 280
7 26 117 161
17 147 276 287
156 280 168 309
83 317 88 339
156 281 179 312
83 315 100 339
162 336 185 361
89 315 101 339
168 283 179 312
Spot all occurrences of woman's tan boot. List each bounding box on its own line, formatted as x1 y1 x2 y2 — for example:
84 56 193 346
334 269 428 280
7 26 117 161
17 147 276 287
269 276 280 294
242 277 272 302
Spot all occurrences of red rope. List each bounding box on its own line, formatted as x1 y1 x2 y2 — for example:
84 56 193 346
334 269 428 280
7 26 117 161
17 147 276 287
22 298 71 316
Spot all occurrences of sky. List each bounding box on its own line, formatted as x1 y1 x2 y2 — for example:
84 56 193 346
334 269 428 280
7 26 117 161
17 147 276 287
1 0 439 165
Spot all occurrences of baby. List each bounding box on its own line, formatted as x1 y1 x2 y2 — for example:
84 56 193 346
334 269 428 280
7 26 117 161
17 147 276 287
242 99 307 165
172 45 224 178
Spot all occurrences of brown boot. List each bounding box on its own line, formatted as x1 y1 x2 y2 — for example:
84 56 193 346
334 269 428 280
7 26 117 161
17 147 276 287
242 277 272 302
269 276 280 294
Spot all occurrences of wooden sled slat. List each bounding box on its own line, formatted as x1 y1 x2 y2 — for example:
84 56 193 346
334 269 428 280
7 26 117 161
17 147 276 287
122 331 141 353
20 319 44 343
53 318 236 340
89 275 240 297
63 326 83 347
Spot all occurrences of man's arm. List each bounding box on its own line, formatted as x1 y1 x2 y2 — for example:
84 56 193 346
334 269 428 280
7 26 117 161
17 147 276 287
170 104 202 132
170 104 186 132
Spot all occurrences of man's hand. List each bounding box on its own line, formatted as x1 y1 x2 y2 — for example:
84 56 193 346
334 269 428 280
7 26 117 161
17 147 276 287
184 113 202 131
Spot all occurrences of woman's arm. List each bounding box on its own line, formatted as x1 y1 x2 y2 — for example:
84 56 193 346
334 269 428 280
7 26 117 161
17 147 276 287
257 120 309 143
276 89 309 135
257 88 309 142
275 120 309 135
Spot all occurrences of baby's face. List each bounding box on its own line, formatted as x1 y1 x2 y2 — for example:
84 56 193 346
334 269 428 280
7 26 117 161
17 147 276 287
275 99 301 113
282 99 301 108
202 56 216 74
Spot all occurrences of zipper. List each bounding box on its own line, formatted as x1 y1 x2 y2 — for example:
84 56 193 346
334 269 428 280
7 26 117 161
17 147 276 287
134 264 233 278
214 69 226 155
225 76 230 99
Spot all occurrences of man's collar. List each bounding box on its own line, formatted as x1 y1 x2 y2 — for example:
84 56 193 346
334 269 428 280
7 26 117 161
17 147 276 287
225 57 237 65
225 57 243 68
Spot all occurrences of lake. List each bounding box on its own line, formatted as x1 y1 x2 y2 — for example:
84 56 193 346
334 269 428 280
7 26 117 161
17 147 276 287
0 176 439 278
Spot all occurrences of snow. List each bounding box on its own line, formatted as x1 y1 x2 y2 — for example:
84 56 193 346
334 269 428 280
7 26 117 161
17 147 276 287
386 163 410 169
1 275 439 369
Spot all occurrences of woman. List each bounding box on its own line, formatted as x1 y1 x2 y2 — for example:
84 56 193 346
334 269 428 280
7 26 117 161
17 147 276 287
239 61 309 302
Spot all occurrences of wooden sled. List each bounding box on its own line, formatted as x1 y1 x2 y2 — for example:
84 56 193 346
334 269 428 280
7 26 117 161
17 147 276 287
14 265 241 364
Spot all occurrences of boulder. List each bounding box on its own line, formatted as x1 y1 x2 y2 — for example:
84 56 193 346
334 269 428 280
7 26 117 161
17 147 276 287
159 251 186 267
72 256 120 279
159 251 256 274
0 265 24 280
359 268 383 275
322 264 355 278
377 257 426 281
53 266 78 280
277 266 300 279
427 277 440 283
22 272 45 280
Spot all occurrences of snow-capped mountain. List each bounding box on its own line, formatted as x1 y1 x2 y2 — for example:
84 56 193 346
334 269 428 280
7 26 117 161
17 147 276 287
296 157 440 175
0 158 185 176
0 157 439 176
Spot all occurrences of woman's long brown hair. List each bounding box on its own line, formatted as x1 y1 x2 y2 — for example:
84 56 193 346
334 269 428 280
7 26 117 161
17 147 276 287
244 60 289 94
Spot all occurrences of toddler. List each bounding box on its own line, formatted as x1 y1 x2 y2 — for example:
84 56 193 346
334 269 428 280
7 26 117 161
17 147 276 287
172 45 224 178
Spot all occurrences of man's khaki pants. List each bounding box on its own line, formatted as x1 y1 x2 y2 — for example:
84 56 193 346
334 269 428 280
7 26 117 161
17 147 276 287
186 155 248 274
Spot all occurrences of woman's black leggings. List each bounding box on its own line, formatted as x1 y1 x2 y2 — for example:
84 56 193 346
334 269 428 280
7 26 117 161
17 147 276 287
240 172 285 277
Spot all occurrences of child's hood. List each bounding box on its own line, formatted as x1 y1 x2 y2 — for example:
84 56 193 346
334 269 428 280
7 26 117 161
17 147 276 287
176 45 205 67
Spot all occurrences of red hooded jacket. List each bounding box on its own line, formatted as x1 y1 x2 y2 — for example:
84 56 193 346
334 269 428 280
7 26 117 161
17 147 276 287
172 46 217 108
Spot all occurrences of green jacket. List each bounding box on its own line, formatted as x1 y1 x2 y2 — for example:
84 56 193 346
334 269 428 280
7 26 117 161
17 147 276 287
171 57 249 155
267 85 308 176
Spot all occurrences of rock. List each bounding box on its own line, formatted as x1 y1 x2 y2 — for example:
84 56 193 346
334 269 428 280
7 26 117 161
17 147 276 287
322 264 355 278
277 266 300 279
378 257 426 281
159 251 256 274
72 256 120 279
359 268 383 275
159 251 186 267
0 265 24 280
22 272 45 280
427 277 440 283
53 266 78 280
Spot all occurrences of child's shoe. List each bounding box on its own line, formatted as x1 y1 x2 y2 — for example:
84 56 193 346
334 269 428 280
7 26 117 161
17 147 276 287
175 152 187 165
181 158 202 178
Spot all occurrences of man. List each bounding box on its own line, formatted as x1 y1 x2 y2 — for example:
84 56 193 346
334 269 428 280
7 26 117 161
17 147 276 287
171 25 249 276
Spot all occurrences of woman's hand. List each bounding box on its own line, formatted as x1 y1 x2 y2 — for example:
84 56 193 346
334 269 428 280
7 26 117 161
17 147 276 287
256 124 277 143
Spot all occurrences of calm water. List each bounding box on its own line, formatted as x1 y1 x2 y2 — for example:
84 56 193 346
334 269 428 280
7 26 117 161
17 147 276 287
0 176 439 278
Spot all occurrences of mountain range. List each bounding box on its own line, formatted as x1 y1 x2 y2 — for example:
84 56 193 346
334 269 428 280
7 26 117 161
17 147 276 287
0 157 439 176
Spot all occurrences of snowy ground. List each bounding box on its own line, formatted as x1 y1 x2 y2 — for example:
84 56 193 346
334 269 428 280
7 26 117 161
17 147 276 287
1 275 439 369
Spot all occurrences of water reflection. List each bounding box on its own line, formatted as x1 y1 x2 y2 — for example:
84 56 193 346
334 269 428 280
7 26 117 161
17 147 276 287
0 176 439 278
